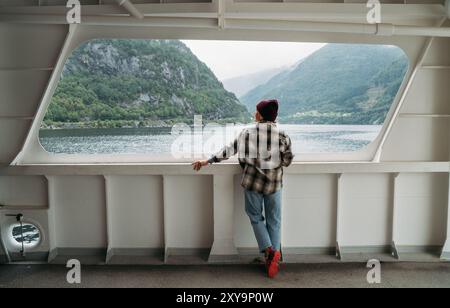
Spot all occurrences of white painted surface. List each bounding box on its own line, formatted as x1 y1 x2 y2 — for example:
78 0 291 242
163 176 213 249
0 119 32 164
400 69 450 115
0 23 68 166
339 174 393 247
422 37 450 66
105 175 164 249
0 176 47 207
380 117 450 162
210 174 238 257
0 23 67 69
47 176 107 248
283 174 337 249
0 70 52 117
395 173 448 247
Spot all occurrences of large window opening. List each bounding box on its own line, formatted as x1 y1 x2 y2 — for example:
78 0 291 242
39 39 409 158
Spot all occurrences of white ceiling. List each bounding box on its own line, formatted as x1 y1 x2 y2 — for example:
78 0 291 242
0 0 446 7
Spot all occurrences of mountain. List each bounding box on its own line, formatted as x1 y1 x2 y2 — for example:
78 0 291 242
43 39 251 128
241 44 409 125
222 67 287 97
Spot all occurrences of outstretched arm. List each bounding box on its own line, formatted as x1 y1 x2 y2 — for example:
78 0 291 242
192 132 242 171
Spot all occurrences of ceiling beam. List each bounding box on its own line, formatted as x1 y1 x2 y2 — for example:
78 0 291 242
115 0 144 19
2 14 450 38
0 3 446 22
0 1 448 37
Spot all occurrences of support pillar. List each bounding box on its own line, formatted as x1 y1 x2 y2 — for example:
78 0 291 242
208 175 239 263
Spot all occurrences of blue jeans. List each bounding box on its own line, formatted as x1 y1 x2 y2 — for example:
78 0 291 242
244 189 282 253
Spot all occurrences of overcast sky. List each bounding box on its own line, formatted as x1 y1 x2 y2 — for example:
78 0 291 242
182 40 326 81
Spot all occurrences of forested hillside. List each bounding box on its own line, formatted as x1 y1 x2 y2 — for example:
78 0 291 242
241 44 409 125
43 39 251 128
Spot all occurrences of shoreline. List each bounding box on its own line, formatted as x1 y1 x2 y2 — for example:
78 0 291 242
40 123 383 131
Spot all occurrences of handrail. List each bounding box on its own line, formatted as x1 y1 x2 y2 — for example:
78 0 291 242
0 161 448 176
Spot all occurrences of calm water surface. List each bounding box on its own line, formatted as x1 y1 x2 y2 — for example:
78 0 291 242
39 124 382 155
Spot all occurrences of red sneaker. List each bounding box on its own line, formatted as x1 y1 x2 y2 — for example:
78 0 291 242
266 249 281 279
264 248 273 271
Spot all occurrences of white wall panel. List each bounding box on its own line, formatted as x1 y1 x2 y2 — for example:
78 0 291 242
283 174 337 249
0 24 68 69
339 174 392 247
422 38 450 66
0 23 68 165
395 173 448 247
48 176 107 248
0 70 52 117
381 36 450 162
106 175 164 249
381 117 450 161
0 175 47 207
400 69 450 115
0 119 32 164
163 175 213 249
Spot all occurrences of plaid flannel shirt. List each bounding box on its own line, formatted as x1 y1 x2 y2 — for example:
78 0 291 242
208 122 294 195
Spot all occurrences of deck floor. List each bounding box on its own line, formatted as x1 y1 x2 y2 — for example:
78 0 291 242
0 263 449 288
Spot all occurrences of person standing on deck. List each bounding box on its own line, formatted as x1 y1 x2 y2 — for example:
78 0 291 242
192 99 294 278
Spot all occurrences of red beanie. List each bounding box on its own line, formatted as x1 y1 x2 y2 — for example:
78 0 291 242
257 99 279 122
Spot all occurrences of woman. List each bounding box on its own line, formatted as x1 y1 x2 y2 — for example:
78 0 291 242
192 99 294 278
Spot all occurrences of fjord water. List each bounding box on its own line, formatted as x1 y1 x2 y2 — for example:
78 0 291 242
39 124 382 156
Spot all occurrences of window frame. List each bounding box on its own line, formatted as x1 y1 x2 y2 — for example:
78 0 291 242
14 26 414 165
